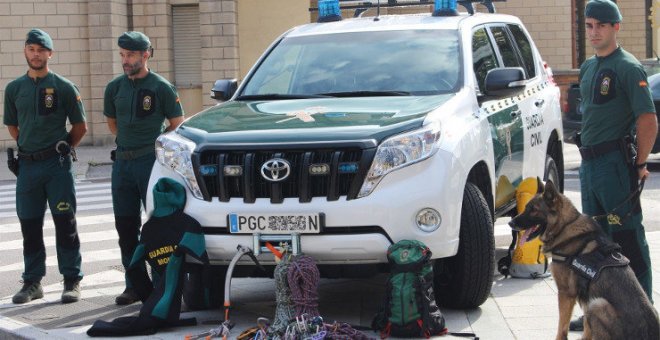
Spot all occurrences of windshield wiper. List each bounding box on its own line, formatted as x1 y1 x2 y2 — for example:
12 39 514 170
319 90 411 97
236 93 331 100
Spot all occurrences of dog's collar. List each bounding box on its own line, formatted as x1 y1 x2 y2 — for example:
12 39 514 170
551 232 622 263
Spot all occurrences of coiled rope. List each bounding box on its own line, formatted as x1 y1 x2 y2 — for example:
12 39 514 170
271 254 296 335
323 321 373 340
266 254 374 339
287 255 320 318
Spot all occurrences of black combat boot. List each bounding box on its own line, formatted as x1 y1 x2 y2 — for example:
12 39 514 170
12 281 44 304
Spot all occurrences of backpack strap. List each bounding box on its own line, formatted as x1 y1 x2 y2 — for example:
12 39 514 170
497 229 518 277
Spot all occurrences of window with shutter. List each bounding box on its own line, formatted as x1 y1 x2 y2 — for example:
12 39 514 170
173 5 201 88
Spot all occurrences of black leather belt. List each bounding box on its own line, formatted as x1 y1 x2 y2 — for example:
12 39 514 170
579 139 622 160
115 145 154 160
17 148 59 161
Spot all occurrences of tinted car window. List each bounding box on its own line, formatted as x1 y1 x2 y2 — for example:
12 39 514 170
472 27 499 93
508 24 536 78
490 26 523 71
242 30 462 96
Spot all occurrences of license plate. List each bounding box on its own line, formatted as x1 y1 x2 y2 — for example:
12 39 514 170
228 213 323 234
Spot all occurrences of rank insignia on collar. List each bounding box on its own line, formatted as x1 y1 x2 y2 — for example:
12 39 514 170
143 95 152 111
600 76 611 96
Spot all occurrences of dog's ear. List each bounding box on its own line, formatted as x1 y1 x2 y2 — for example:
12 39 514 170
536 177 544 194
543 180 557 202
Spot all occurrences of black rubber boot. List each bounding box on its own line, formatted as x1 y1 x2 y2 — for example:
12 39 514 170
115 287 139 305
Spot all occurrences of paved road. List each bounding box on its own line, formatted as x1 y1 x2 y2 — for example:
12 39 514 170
0 144 658 339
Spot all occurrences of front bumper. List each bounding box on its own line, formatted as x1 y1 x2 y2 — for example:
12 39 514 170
147 148 465 266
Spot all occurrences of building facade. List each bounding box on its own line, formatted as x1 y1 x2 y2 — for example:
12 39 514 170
0 0 655 147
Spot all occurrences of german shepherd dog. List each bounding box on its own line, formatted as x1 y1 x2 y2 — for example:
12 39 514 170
509 179 659 340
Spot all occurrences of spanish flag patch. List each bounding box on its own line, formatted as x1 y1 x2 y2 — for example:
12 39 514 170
175 97 180 103
639 80 648 88
76 95 81 102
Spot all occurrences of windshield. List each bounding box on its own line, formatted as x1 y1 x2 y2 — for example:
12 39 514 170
241 29 462 97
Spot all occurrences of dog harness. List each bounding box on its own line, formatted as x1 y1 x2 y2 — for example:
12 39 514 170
550 232 630 300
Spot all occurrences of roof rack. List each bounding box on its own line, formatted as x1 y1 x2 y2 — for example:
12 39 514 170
309 0 506 16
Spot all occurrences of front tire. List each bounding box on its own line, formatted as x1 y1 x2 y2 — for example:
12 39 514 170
433 182 494 308
544 155 560 191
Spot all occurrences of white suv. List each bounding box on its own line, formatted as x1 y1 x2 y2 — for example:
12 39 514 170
148 1 563 309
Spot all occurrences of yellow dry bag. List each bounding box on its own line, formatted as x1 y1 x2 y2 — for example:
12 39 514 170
497 177 550 279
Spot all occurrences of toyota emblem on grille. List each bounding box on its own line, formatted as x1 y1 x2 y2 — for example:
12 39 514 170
261 158 291 182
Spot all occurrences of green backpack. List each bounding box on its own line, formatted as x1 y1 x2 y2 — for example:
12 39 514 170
372 240 447 338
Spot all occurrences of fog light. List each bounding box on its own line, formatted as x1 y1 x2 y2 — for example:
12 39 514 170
224 165 243 177
416 208 441 232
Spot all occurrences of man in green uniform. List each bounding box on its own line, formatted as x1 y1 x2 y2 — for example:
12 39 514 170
571 0 659 331
3 29 88 304
104 31 184 305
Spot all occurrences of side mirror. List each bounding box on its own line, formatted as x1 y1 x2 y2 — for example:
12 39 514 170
211 79 238 102
484 67 526 97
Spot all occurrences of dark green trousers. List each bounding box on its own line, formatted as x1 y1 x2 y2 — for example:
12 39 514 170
16 155 82 282
111 152 154 286
579 149 653 301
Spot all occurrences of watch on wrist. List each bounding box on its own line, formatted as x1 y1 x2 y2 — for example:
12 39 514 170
636 162 647 170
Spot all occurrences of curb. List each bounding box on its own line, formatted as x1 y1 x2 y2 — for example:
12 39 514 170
0 314 59 340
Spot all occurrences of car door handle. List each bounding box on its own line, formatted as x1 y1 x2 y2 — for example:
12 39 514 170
535 99 545 107
511 110 521 118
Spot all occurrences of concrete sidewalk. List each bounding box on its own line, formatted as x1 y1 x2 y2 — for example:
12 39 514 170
1 144 658 339
1 231 659 340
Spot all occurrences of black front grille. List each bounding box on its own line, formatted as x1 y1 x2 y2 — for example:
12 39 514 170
195 147 375 203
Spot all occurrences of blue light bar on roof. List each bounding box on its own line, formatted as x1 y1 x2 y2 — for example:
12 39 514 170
433 0 458 16
318 0 342 22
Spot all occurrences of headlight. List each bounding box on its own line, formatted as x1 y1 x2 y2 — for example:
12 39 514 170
358 122 441 198
155 132 203 199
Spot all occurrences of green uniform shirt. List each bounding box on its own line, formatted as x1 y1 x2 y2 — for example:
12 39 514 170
3 72 86 153
579 47 655 146
104 71 183 149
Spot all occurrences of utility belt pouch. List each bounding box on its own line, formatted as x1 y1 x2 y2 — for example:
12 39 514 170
7 148 18 177
620 135 637 166
574 131 582 148
55 140 77 162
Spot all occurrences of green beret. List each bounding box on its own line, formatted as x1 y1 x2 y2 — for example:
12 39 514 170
585 0 622 23
118 31 151 51
25 29 53 51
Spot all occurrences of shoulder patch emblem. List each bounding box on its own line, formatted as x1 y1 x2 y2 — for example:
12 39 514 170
143 95 152 111
639 80 648 88
600 76 611 96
